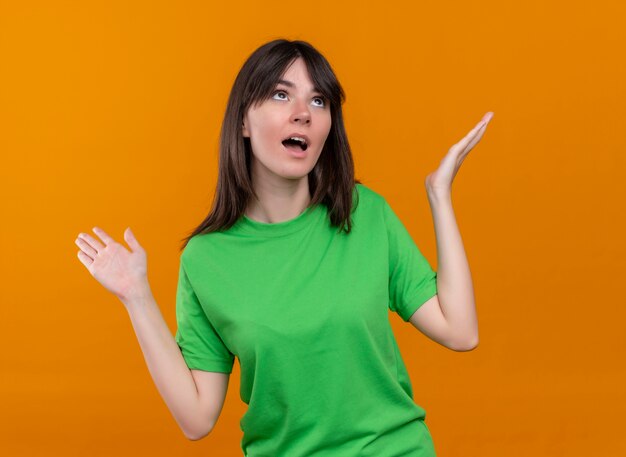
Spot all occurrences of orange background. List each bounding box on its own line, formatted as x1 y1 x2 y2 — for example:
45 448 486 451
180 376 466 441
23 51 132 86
1 1 625 456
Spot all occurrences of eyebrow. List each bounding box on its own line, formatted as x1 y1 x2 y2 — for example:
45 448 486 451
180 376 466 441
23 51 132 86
276 79 322 95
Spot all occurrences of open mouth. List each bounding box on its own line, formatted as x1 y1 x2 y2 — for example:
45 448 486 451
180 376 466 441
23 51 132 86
281 137 308 151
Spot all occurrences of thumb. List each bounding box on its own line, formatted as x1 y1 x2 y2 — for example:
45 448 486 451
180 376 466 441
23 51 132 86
124 227 142 251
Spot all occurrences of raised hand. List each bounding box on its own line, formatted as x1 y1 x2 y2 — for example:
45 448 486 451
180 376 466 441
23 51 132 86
75 227 150 304
425 111 494 196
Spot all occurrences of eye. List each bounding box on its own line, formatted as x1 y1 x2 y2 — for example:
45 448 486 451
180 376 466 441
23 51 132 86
272 90 288 100
313 96 326 107
271 89 327 108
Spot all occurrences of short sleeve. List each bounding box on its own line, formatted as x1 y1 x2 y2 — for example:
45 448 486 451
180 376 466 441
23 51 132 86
174 260 235 373
383 198 438 322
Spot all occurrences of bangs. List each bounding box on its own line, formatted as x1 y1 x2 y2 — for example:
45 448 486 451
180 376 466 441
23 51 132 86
245 49 344 112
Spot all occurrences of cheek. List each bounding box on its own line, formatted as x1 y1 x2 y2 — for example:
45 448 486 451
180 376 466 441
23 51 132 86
249 128 283 160
320 113 332 135
251 115 282 143
319 122 332 146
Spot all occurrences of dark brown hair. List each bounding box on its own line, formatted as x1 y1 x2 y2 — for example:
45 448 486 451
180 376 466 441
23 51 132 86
179 39 361 251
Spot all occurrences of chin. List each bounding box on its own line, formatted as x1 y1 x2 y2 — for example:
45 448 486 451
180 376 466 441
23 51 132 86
275 169 314 181
275 158 318 175
252 154 319 181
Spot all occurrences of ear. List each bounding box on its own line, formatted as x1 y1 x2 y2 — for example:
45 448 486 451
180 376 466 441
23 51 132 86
242 116 250 138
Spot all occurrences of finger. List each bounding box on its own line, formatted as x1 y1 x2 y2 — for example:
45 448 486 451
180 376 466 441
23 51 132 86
466 119 488 140
470 119 487 135
124 227 141 253
452 123 486 153
75 237 97 258
472 111 494 133
77 250 94 266
481 111 494 124
450 115 492 157
77 232 105 253
464 123 488 151
92 226 115 246
451 131 486 166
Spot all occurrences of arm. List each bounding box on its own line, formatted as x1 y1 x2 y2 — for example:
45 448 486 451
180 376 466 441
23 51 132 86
409 193 478 351
123 287 228 440
409 112 493 350
74 227 227 440
429 191 478 349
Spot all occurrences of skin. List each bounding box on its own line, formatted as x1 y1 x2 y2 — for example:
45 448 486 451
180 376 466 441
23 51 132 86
409 111 494 351
242 57 332 224
425 112 494 195
74 72 494 352
71 53 495 442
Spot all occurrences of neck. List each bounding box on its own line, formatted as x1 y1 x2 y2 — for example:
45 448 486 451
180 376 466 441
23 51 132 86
246 175 312 224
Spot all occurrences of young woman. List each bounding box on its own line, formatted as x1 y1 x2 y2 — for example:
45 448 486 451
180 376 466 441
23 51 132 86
75 39 493 456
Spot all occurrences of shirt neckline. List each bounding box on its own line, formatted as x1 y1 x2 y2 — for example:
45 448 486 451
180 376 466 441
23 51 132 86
231 203 325 237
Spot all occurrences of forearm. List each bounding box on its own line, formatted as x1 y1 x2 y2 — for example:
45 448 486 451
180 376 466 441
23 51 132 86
121 286 208 439
427 191 479 347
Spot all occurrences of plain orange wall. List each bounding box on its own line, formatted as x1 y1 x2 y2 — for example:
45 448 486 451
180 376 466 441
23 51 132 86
1 1 625 456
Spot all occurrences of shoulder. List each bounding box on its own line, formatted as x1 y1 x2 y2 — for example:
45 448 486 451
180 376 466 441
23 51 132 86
353 183 406 230
350 183 390 228
181 233 201 258
354 182 386 209
180 232 217 268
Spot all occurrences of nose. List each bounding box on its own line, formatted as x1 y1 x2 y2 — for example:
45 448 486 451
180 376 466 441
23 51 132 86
290 98 311 125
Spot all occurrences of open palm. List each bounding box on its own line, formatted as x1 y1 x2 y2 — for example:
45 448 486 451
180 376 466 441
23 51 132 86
75 227 149 302
425 111 494 195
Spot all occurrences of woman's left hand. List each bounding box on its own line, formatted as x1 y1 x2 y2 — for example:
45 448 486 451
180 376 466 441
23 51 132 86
425 111 494 197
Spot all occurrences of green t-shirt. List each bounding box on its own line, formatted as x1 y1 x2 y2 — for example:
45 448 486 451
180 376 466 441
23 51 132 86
175 183 438 456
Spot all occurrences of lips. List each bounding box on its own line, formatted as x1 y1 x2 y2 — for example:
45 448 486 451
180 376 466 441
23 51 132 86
281 133 310 151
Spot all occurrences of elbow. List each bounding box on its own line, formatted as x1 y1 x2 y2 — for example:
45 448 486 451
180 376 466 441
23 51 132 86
184 431 205 441
184 429 208 441
183 422 214 441
450 334 479 352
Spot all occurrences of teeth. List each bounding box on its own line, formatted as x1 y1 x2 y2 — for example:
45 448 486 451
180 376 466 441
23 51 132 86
288 137 306 145
282 136 308 151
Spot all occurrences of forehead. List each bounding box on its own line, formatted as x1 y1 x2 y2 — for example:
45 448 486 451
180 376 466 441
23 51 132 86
247 57 326 111
277 58 317 92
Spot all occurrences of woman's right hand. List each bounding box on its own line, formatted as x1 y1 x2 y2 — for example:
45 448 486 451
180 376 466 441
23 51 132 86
75 226 150 304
